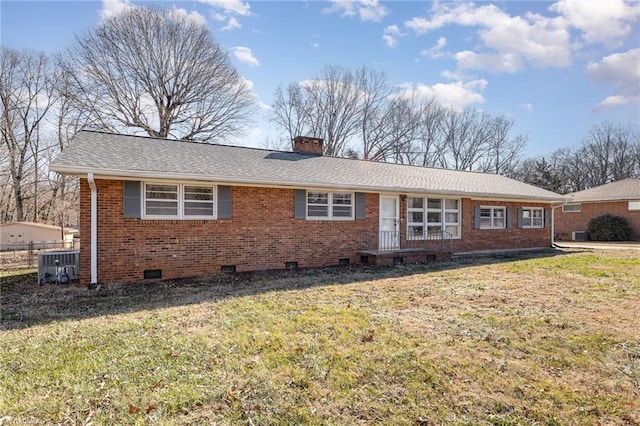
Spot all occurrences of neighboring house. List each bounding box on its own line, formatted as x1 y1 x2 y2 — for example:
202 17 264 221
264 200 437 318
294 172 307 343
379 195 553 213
555 178 640 241
50 131 567 285
0 222 78 250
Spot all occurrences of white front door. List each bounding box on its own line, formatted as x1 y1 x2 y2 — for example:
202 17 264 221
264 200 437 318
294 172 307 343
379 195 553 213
379 196 399 250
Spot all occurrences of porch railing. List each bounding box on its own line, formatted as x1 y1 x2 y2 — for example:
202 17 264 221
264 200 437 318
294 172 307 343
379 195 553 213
361 230 453 255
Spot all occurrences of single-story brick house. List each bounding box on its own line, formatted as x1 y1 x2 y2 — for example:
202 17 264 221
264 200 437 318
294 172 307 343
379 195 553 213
554 178 640 241
50 131 567 285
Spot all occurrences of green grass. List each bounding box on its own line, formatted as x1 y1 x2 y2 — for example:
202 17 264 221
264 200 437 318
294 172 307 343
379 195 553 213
1 249 639 424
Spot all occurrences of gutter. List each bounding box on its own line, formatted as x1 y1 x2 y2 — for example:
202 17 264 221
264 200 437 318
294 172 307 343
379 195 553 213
87 172 98 286
551 201 568 247
50 165 569 204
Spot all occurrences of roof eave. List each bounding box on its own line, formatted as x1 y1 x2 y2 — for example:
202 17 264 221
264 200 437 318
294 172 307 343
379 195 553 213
50 165 568 203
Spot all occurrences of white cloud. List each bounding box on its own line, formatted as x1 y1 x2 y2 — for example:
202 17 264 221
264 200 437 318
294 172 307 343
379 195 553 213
199 0 250 31
169 7 207 25
309 34 321 49
396 79 487 110
550 0 640 46
101 1 206 25
198 0 251 16
455 51 524 73
325 0 388 22
100 0 133 21
594 95 636 110
587 48 640 84
587 48 640 110
358 0 388 22
420 37 447 58
404 2 572 72
382 25 403 48
221 17 241 31
230 46 259 67
520 102 534 112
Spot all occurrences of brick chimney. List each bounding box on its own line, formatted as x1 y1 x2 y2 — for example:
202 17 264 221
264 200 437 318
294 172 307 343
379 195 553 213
293 136 324 156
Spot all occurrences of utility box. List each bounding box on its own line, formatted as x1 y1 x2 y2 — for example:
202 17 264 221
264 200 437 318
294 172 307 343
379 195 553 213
38 250 80 284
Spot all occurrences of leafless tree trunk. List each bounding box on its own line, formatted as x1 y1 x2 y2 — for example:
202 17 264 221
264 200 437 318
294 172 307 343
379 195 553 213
304 65 363 156
440 108 492 171
416 99 446 167
478 116 527 175
584 122 638 184
1 48 56 222
271 83 309 149
59 7 256 142
358 68 395 161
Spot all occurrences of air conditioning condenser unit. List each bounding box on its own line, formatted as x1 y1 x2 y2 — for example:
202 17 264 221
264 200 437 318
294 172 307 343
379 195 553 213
38 250 80 285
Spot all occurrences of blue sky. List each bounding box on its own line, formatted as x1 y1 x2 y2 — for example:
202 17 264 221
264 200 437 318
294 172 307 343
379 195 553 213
2 0 639 157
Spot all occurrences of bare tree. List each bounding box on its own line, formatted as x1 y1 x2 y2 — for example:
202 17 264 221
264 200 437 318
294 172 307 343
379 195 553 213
1 47 57 222
358 68 395 161
271 65 529 170
478 115 527 175
518 121 640 194
304 65 363 156
584 122 638 185
440 108 492 171
272 65 366 156
271 83 308 150
415 99 446 168
59 7 256 142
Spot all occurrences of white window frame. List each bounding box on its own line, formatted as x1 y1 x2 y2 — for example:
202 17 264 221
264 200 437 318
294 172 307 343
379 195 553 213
629 201 640 211
306 191 354 220
521 207 544 228
143 181 217 220
562 204 581 213
479 206 506 230
407 196 461 240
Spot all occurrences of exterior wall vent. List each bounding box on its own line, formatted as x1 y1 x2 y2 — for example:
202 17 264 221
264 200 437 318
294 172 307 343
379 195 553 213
360 255 369 264
338 258 350 266
285 261 298 270
393 256 403 265
572 231 587 241
143 269 162 279
221 265 236 274
426 254 436 262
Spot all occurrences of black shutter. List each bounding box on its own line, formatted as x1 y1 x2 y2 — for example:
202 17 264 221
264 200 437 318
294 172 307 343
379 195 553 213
474 206 481 228
517 207 524 228
506 207 513 228
295 189 306 219
544 208 551 228
355 192 365 219
217 186 232 219
123 181 141 218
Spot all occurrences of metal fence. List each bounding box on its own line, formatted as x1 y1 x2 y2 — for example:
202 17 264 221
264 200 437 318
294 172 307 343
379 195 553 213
0 240 80 270
361 230 453 254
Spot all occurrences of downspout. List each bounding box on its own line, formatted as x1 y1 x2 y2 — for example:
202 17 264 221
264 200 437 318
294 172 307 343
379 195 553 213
551 201 567 247
87 172 98 285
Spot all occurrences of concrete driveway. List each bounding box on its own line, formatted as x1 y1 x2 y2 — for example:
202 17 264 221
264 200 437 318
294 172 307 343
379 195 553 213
554 241 640 250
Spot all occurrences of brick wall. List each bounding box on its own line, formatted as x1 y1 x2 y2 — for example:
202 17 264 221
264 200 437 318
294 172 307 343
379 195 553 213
555 201 640 241
80 179 554 285
80 179 378 284
456 199 551 253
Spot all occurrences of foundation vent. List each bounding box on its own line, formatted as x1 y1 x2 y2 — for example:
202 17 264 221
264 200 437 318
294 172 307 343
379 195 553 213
285 261 298 270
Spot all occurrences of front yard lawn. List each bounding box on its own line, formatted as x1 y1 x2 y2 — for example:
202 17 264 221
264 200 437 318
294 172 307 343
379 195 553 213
1 249 639 424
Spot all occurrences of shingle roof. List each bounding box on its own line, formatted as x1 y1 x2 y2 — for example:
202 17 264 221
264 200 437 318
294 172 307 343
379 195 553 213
570 178 640 202
50 131 567 202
